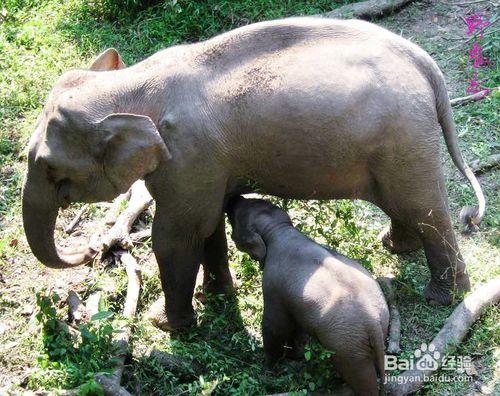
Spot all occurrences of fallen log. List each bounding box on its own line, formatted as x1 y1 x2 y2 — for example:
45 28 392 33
386 276 500 395
322 0 416 20
378 276 402 354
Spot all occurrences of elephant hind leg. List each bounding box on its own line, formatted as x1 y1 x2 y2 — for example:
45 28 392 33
333 353 380 396
373 165 470 305
380 219 423 254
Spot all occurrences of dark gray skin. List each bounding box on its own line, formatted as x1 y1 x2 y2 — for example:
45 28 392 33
22 17 485 330
227 196 389 396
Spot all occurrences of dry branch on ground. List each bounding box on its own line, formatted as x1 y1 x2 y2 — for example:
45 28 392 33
105 190 132 226
470 153 500 175
321 0 416 19
450 88 496 106
386 277 500 395
65 204 89 234
378 276 402 354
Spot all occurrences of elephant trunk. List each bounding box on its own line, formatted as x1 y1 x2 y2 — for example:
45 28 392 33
22 172 96 269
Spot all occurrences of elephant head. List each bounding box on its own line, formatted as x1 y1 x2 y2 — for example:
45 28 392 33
227 196 292 262
22 48 170 269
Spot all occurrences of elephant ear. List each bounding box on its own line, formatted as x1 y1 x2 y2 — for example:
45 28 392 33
96 113 171 193
237 230 267 262
90 48 126 71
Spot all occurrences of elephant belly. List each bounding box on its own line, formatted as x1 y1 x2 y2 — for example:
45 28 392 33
249 161 373 201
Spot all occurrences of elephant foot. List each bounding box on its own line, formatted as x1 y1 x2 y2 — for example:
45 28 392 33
146 296 195 332
380 225 423 254
424 272 471 306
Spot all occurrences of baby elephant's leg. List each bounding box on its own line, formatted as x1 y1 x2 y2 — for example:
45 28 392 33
333 353 380 396
262 302 295 366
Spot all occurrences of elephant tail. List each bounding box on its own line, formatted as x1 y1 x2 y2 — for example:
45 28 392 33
398 40 486 232
432 63 486 232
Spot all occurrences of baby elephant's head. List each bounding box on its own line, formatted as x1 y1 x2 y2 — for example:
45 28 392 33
226 196 291 261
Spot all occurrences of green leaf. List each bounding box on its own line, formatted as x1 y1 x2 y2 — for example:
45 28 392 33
90 311 113 321
304 350 312 361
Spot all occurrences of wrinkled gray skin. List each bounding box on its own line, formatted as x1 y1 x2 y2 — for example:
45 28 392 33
227 196 389 396
23 17 484 330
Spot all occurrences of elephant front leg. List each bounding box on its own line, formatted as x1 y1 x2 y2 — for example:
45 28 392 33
149 220 203 331
202 216 235 295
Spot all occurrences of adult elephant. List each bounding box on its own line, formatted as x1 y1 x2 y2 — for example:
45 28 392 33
22 17 484 330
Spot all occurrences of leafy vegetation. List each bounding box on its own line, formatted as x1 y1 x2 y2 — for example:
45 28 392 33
30 292 118 392
0 1 498 395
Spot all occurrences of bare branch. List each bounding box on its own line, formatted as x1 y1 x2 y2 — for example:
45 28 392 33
121 253 142 320
105 190 132 226
93 375 133 396
99 180 153 254
65 204 89 234
450 88 495 106
149 349 202 379
130 228 151 243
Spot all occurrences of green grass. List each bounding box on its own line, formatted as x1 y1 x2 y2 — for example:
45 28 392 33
0 1 499 395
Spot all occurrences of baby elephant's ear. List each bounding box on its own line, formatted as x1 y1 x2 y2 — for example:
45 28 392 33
240 232 266 261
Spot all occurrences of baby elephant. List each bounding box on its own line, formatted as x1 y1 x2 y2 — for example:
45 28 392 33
227 196 389 396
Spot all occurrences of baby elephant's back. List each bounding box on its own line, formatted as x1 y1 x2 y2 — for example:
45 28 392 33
296 252 388 335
